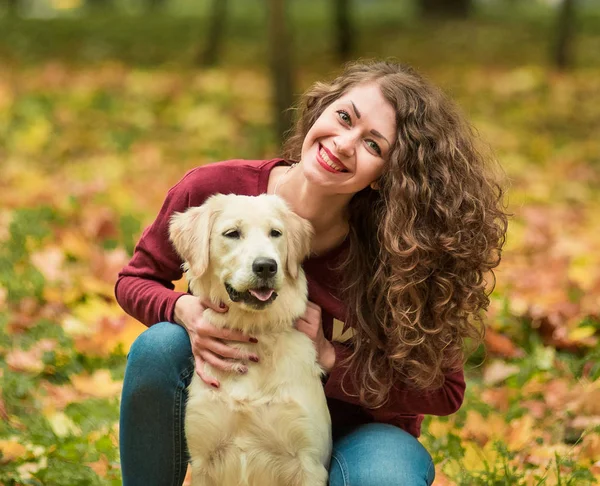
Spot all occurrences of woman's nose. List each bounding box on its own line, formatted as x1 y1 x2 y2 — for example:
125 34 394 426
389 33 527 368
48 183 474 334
334 132 357 157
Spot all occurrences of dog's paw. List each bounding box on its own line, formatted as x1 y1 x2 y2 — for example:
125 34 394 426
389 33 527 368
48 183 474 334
231 361 248 374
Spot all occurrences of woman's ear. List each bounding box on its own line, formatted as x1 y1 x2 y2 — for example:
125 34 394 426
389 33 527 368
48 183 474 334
370 179 380 191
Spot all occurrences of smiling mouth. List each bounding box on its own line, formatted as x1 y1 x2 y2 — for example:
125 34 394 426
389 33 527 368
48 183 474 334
319 145 348 173
225 282 278 309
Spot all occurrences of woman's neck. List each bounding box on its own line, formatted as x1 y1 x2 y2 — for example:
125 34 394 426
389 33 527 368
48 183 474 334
270 164 350 252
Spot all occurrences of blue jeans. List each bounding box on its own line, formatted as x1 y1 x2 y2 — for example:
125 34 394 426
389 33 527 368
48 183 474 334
120 322 435 486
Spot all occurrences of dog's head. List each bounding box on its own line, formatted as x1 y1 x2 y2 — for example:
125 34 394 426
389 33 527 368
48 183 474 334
169 194 313 312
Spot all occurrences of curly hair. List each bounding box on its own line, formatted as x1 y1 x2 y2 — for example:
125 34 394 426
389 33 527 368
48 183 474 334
282 60 508 408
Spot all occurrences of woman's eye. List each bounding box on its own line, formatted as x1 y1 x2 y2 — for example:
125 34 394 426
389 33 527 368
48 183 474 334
223 230 241 239
366 139 382 156
270 229 282 238
337 110 351 125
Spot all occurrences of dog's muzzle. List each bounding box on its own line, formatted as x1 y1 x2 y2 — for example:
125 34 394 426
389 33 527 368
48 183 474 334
225 282 279 309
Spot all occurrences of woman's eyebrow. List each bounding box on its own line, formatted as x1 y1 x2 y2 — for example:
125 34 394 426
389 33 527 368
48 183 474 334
349 100 391 148
370 130 391 148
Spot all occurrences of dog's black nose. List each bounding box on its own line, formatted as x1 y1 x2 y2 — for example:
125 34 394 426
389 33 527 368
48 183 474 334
252 258 277 279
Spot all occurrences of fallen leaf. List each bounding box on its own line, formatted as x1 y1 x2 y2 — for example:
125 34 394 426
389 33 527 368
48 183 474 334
0 438 27 463
71 370 122 398
37 381 84 410
483 360 520 386
87 455 109 476
6 339 57 373
461 410 506 445
485 328 525 358
46 411 81 438
30 245 67 282
507 415 535 450
580 433 600 461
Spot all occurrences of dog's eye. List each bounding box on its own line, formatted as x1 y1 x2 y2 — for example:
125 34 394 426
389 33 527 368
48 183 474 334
223 230 241 239
270 229 282 238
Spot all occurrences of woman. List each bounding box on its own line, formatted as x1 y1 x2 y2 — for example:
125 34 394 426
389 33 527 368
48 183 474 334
116 60 508 485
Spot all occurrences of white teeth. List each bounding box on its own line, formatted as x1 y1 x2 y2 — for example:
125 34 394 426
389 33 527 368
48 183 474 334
320 147 344 172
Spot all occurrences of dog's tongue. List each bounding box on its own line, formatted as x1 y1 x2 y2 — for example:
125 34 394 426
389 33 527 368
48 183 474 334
249 288 274 301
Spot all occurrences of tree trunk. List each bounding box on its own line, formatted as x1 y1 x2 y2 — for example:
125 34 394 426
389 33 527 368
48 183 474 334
420 0 472 18
200 0 228 67
268 0 294 145
553 0 576 70
87 0 112 11
7 0 19 16
146 0 168 11
333 0 353 62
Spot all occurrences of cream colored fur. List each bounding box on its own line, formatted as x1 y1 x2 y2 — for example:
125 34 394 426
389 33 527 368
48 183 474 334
169 194 332 486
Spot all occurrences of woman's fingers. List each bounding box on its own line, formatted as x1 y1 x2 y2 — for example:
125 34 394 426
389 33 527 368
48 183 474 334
198 320 258 344
200 299 229 314
206 339 259 362
194 354 220 389
199 349 248 374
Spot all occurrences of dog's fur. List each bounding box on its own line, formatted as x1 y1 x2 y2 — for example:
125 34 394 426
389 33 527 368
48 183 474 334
169 194 332 486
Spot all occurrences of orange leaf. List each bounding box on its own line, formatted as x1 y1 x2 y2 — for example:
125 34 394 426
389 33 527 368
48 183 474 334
0 439 27 464
485 328 524 358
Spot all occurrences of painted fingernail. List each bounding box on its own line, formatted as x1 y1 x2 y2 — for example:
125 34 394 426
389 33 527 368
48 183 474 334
249 337 258 343
239 367 248 374
249 355 259 363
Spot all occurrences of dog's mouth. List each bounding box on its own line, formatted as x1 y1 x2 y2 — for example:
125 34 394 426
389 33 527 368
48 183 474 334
225 282 278 309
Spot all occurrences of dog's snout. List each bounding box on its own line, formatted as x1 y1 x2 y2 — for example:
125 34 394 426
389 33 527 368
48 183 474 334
252 258 277 279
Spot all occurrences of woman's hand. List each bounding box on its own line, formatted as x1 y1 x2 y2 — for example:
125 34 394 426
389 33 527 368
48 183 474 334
174 295 259 389
295 301 336 373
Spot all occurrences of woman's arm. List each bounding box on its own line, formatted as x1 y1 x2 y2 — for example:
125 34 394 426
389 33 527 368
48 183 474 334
114 179 193 326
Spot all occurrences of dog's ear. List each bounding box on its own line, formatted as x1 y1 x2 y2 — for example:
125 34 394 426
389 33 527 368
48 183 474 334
169 200 220 278
285 211 313 279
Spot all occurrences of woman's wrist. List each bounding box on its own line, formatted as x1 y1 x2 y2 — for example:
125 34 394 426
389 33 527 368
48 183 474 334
174 294 195 327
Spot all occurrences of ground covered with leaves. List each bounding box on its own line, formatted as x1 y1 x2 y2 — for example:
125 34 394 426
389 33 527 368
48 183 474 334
1 5 600 485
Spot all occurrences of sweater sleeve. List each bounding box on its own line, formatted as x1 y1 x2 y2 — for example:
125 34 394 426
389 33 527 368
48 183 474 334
115 173 197 326
324 342 465 417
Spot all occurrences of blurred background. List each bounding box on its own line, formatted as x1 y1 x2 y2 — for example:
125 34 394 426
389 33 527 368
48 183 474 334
1 1 600 484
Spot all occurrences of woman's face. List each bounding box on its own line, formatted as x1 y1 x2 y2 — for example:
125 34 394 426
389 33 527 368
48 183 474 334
300 82 397 195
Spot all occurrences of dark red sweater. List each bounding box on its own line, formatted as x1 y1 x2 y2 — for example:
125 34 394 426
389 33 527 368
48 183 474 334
115 159 465 437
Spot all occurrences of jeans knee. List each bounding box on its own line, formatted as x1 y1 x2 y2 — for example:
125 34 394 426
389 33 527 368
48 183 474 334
125 322 193 394
330 423 435 486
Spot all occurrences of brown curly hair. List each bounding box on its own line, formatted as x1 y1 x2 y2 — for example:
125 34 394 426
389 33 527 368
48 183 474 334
283 60 508 408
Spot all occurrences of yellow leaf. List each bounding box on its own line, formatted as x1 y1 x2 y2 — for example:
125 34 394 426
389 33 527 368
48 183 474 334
507 415 535 450
461 410 506 444
71 370 122 398
580 433 600 462
462 441 499 472
0 438 27 463
12 117 52 155
568 326 597 342
426 418 455 438
46 411 81 438
60 229 92 260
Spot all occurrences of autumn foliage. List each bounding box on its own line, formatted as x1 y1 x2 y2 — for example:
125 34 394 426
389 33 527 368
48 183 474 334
1 8 600 485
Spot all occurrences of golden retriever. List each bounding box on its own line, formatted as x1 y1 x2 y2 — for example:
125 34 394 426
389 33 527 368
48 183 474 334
169 194 332 486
